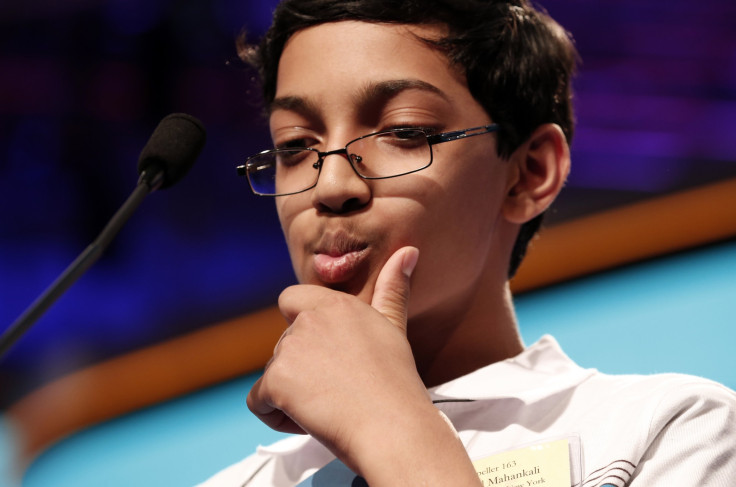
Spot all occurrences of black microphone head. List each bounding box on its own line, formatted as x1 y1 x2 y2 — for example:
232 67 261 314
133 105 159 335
137 113 206 189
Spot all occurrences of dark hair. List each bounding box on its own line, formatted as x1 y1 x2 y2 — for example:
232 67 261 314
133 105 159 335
240 0 577 278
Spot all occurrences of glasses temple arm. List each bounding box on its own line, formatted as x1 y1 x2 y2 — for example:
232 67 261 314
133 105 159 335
427 124 499 146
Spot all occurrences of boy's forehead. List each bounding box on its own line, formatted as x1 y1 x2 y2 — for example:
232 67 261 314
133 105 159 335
279 21 451 67
274 21 466 104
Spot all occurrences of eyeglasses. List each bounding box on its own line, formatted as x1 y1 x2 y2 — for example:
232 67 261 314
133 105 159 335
237 124 499 196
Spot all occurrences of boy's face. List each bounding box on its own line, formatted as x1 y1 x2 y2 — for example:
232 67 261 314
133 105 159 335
270 21 518 320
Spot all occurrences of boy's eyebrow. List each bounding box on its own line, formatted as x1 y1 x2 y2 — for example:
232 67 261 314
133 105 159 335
357 79 449 107
268 95 321 117
268 79 449 117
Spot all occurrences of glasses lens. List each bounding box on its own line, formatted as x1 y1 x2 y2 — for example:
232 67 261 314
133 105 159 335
346 129 431 178
246 149 319 195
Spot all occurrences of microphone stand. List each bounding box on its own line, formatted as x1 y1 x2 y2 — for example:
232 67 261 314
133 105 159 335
0 170 163 360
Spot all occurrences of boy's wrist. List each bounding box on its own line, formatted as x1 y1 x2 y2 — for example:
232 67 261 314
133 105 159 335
347 402 482 486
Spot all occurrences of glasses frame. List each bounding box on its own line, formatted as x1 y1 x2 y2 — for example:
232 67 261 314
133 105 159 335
237 124 500 197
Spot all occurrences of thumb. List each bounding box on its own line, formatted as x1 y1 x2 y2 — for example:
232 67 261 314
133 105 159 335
371 246 419 332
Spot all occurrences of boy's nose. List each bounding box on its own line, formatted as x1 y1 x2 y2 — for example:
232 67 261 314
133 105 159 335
311 152 371 214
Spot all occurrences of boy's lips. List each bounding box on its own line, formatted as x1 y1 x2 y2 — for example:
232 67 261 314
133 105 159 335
312 235 370 284
313 248 369 283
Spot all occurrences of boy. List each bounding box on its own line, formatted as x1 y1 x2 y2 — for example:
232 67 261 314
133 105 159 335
201 0 736 485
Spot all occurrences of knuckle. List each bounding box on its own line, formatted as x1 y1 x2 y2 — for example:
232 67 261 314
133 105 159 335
277 285 299 306
260 366 288 409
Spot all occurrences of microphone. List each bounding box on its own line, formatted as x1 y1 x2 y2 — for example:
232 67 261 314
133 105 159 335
138 113 206 190
0 113 207 360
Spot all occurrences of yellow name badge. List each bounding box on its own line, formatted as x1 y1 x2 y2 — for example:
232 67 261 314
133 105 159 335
472 439 571 487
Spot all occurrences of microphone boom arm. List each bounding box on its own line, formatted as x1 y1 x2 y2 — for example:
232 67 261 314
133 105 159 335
0 113 205 360
0 172 157 359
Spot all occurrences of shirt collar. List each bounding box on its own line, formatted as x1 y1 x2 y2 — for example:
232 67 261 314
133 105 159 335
429 335 596 403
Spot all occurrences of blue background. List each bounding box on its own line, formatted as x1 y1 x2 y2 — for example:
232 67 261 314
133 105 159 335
1 1 735 482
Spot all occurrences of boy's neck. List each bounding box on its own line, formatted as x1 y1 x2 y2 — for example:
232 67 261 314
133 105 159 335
408 280 524 388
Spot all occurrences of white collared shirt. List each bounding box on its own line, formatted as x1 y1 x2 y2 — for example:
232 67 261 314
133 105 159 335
198 336 736 486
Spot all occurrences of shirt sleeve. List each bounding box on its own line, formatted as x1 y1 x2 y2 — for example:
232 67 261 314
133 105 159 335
629 378 736 486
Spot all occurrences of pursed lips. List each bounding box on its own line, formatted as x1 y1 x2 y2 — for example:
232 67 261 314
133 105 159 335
311 232 370 284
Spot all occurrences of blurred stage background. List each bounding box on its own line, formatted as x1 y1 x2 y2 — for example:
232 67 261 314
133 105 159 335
1 0 736 480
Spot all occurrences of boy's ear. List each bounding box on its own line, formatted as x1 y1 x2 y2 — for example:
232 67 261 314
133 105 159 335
503 123 570 224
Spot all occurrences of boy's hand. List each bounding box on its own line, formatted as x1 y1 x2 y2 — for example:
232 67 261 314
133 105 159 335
246 246 481 484
246 246 424 440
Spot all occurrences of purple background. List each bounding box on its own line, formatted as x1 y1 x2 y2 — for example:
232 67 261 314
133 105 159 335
1 0 735 406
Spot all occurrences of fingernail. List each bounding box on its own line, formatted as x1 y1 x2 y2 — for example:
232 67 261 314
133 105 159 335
401 247 419 278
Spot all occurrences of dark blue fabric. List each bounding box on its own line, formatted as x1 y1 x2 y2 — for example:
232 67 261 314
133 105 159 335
296 459 368 486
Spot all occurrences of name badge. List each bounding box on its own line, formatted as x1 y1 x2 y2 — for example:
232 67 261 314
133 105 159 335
472 438 575 487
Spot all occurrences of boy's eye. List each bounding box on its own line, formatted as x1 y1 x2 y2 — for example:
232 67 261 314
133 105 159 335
393 128 428 139
384 125 437 136
375 129 427 150
276 137 315 150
